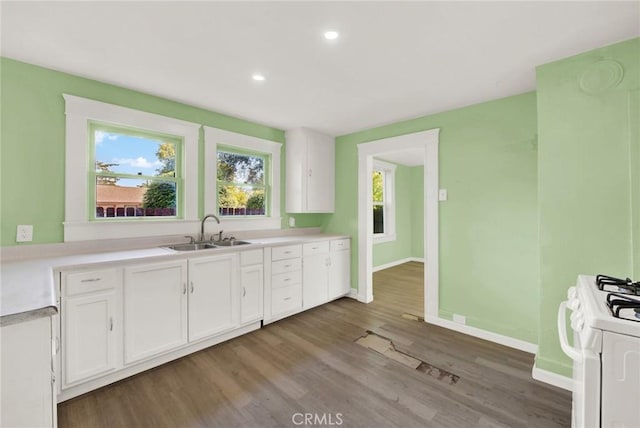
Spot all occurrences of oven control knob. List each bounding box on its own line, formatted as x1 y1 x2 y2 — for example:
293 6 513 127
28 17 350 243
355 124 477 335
571 314 585 332
568 298 581 311
567 286 577 300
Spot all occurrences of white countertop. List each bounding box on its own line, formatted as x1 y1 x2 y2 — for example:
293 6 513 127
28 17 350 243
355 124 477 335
0 233 348 326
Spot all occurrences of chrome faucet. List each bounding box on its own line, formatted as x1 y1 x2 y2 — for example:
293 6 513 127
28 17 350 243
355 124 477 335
200 214 220 242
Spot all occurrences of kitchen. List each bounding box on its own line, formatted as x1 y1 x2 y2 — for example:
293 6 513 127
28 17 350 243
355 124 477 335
1 2 639 427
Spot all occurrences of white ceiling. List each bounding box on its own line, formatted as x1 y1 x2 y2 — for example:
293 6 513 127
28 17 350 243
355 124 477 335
2 1 639 136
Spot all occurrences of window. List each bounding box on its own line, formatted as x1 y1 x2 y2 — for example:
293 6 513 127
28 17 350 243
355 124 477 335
63 94 200 241
204 126 281 231
217 148 268 216
372 159 396 243
90 123 182 219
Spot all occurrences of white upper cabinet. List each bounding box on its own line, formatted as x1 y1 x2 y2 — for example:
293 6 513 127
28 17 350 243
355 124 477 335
285 128 335 213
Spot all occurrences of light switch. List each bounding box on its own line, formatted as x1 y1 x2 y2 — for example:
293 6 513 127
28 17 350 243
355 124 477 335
16 225 33 242
438 189 448 201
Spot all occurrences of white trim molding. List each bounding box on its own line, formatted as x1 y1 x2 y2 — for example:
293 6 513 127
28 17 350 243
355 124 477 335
372 257 424 272
63 94 200 242
532 363 573 391
203 126 282 231
425 315 539 354
357 128 440 310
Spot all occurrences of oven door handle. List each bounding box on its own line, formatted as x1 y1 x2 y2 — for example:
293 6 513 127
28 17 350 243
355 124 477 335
558 301 584 363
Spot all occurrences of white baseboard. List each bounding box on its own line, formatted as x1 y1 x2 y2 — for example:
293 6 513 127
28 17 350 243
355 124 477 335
425 315 538 354
532 363 573 391
372 257 424 272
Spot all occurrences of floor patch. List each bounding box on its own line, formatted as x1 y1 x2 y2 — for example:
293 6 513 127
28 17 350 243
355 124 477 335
356 330 459 385
401 313 424 321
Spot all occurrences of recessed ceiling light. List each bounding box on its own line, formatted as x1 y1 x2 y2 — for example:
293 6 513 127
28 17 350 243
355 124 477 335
252 73 265 81
324 31 339 40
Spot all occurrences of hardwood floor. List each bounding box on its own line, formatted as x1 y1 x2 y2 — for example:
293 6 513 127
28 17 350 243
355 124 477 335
58 262 571 428
372 261 424 318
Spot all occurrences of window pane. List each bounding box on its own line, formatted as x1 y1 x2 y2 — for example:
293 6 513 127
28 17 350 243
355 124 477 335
95 178 176 218
94 129 177 178
218 185 265 216
217 151 264 185
373 205 384 234
373 170 384 202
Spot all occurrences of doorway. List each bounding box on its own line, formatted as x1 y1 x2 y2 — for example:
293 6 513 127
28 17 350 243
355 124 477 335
356 129 439 320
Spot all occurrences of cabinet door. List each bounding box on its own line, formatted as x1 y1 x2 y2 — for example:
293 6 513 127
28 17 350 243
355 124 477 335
63 290 118 386
241 264 264 324
1 317 54 428
124 260 187 364
329 249 351 300
302 254 329 309
306 133 335 212
188 254 238 342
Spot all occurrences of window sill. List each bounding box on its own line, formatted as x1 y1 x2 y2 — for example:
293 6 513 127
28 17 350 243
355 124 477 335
64 219 201 242
373 233 397 244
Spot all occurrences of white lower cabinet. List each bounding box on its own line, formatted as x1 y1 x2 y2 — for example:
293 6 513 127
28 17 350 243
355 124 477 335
302 239 351 310
188 254 238 341
63 291 118 384
124 260 188 365
302 253 330 310
61 268 122 388
240 250 264 324
1 316 56 428
329 240 351 299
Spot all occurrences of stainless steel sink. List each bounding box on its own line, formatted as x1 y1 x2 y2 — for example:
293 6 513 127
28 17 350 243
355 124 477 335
211 240 251 247
167 242 217 251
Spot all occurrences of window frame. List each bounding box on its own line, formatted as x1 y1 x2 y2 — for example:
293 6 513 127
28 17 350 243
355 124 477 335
88 121 184 221
372 159 397 243
216 145 270 217
204 126 282 231
63 94 200 242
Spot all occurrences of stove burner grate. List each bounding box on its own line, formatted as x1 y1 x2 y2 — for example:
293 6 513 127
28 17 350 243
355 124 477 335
596 274 640 295
606 292 640 322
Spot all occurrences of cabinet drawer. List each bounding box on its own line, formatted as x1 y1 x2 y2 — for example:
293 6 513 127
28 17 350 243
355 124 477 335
272 244 302 261
241 249 263 266
330 239 350 251
272 284 302 316
63 268 119 296
272 258 302 275
303 241 330 256
272 270 302 289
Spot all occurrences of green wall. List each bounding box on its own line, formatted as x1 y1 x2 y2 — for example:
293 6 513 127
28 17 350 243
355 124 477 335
372 163 424 267
372 163 412 267
0 58 325 246
536 38 640 376
326 91 539 343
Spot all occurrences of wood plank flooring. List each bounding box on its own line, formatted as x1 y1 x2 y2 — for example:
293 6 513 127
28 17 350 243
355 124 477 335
58 262 571 428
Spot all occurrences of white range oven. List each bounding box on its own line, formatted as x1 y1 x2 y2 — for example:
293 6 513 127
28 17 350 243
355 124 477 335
558 275 640 428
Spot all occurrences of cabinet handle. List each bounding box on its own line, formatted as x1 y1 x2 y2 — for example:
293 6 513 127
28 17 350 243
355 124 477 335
55 336 60 354
312 246 319 250
190 281 194 293
284 251 292 254
243 287 246 297
80 277 101 283
183 283 187 294
284 297 292 301
109 317 113 331
284 278 290 282
309 169 312 177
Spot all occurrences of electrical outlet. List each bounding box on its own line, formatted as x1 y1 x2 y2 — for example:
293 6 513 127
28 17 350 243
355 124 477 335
16 225 33 242
453 314 466 325
439 189 448 201
289 217 296 227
